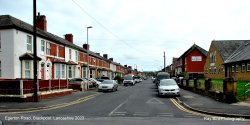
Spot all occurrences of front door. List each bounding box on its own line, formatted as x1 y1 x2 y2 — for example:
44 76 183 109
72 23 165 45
41 63 45 79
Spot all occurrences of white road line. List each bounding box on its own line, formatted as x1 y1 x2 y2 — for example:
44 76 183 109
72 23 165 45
184 115 198 118
111 113 126 116
157 114 174 117
158 113 173 115
113 112 127 114
108 100 127 116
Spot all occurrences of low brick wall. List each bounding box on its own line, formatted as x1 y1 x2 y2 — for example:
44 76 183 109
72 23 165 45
0 79 72 102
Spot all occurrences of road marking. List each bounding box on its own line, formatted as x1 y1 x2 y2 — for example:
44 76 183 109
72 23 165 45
157 114 174 117
108 100 127 116
133 112 149 116
0 93 100 115
146 98 164 104
184 115 198 118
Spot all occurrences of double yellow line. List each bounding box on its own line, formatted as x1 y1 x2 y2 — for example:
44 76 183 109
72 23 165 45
170 98 212 117
0 92 100 115
170 98 250 122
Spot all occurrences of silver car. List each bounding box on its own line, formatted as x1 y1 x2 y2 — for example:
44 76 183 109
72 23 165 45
98 80 118 92
158 79 180 97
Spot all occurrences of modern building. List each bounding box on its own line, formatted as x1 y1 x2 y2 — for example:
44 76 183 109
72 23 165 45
0 14 126 80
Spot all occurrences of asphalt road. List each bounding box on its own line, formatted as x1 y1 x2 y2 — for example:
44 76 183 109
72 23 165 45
0 79 248 125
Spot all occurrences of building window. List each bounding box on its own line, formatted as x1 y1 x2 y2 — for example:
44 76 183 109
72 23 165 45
73 66 75 78
24 61 31 79
27 35 32 52
68 66 72 78
242 63 246 72
41 40 45 55
69 49 72 60
232 65 235 72
78 52 80 61
82 67 87 78
236 64 239 72
75 51 78 61
61 64 65 78
247 63 250 72
46 42 51 55
0 60 1 77
55 64 60 79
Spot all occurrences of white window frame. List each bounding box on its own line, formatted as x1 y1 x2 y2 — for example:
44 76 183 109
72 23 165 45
46 42 51 55
68 66 72 78
61 64 65 78
236 64 239 72
75 51 78 61
232 65 235 72
69 49 72 60
55 64 60 79
27 35 32 52
24 61 31 79
41 40 45 55
78 52 80 61
247 63 250 72
242 63 246 72
73 66 75 78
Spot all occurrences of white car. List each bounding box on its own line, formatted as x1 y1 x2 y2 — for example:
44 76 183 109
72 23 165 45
98 80 118 92
158 79 180 97
123 75 135 86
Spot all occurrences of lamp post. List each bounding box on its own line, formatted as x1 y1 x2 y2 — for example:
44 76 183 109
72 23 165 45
86 26 92 90
33 0 38 102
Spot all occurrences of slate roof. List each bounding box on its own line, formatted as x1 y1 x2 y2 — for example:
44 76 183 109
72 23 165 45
224 41 250 64
212 40 248 61
19 53 42 61
0 15 109 61
179 44 208 59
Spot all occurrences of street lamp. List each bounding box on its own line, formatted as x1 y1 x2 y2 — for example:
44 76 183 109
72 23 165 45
86 26 92 90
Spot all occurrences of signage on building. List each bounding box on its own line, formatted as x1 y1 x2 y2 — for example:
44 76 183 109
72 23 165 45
191 56 202 62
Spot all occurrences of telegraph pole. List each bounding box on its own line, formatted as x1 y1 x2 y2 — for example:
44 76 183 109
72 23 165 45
164 51 166 72
33 0 38 102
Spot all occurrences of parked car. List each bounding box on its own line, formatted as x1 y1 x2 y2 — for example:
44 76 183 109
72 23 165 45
155 72 170 86
89 78 101 87
123 75 135 86
98 80 118 92
68 78 88 91
134 76 141 83
158 79 180 97
96 76 110 82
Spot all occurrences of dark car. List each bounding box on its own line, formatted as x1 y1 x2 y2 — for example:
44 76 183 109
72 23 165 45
68 78 88 91
155 72 170 86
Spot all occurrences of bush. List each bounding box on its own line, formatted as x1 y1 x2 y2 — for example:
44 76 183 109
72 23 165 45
114 75 123 84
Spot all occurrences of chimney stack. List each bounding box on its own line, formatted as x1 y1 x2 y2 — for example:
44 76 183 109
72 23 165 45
103 54 108 59
83 43 89 50
36 12 47 32
124 65 127 67
109 58 113 61
65 34 73 43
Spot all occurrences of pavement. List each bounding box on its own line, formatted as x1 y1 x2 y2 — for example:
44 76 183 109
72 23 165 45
178 89 250 118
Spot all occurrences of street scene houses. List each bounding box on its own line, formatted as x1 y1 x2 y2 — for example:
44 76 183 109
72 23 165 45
0 14 136 80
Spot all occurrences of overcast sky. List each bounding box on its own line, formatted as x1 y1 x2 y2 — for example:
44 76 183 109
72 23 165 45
1 0 250 71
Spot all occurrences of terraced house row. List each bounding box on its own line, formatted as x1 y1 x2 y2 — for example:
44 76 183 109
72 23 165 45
0 14 134 80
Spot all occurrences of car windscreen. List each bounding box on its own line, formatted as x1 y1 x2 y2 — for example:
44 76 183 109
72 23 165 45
160 80 177 86
124 76 133 80
157 75 170 80
102 80 113 84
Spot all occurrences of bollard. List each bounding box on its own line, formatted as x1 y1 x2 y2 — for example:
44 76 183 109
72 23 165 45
223 78 237 103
